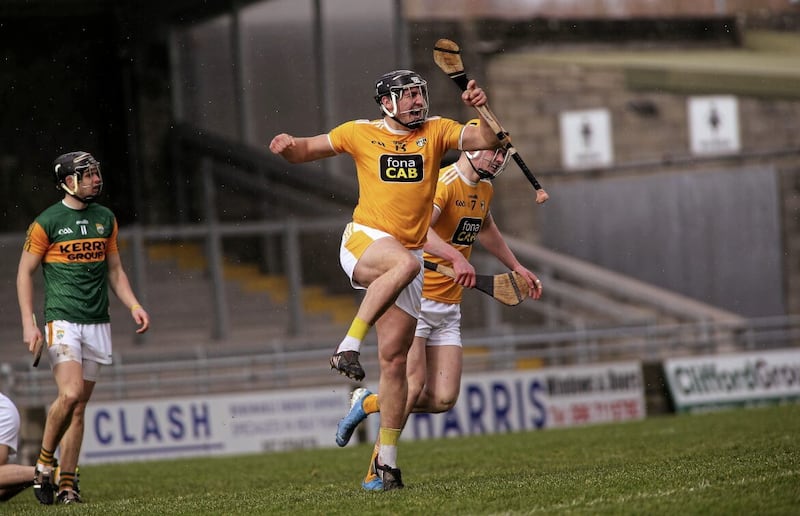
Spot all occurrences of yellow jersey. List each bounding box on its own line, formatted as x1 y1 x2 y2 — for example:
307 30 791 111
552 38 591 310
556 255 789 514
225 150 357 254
423 163 494 304
328 117 464 249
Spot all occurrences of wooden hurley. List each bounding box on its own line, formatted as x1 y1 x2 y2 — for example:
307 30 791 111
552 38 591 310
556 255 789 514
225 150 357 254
32 314 44 367
424 260 528 306
433 38 549 205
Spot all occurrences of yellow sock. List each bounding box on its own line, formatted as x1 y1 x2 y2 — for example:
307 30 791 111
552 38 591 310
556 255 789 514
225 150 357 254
337 317 372 354
362 393 380 414
347 317 370 340
378 428 401 468
379 427 401 447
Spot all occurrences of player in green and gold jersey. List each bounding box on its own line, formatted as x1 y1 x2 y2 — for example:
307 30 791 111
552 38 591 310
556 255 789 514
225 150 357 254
17 151 150 505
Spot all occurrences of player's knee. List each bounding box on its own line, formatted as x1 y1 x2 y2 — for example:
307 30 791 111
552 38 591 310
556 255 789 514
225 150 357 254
56 391 81 412
428 401 454 414
380 352 407 379
71 400 89 421
430 392 459 413
438 397 458 412
395 253 422 284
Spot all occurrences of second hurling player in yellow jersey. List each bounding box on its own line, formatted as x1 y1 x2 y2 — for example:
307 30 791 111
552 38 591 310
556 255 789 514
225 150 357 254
270 70 500 491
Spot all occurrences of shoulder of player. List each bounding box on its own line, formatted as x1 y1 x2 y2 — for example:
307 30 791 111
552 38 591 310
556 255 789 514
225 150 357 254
421 116 456 130
87 203 115 216
420 116 464 141
40 200 66 214
332 118 393 137
438 165 460 185
34 201 68 225
334 119 382 128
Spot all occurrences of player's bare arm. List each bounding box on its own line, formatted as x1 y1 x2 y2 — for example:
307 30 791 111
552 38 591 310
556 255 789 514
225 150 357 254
269 133 336 164
423 209 476 288
460 82 500 151
16 250 43 353
477 215 542 299
460 80 499 150
107 253 150 333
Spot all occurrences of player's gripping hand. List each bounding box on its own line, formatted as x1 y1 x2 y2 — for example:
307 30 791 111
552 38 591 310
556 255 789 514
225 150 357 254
451 255 477 289
515 266 543 300
461 79 487 108
23 323 43 354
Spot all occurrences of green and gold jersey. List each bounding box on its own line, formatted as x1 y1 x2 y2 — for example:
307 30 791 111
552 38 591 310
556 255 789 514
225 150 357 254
23 201 120 324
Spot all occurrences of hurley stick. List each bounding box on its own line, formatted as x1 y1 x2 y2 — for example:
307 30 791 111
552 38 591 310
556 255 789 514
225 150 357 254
424 260 528 306
433 38 549 204
32 314 44 367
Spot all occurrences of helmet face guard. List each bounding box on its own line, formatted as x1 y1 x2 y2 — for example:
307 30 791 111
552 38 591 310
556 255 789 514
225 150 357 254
374 70 429 129
53 151 103 203
466 147 510 180
462 119 510 180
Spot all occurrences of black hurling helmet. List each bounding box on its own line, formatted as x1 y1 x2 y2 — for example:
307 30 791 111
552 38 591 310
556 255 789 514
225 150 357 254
374 69 429 129
53 151 103 202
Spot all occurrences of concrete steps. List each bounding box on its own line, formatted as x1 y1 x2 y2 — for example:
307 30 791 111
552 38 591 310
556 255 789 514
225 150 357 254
0 240 355 366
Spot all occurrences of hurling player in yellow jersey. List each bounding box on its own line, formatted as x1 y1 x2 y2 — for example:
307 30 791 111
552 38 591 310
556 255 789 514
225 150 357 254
334 121 543 490
270 70 499 490
17 152 150 504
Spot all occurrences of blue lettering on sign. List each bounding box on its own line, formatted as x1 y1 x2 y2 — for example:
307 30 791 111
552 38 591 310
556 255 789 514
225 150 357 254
168 405 185 439
95 410 112 444
92 403 211 446
441 410 462 437
465 384 486 434
121 410 136 443
529 379 546 429
143 407 162 442
192 404 211 438
492 382 512 432
408 377 548 439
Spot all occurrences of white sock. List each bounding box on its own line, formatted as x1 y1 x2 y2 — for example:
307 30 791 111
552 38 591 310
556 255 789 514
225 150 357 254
336 336 361 354
378 444 397 469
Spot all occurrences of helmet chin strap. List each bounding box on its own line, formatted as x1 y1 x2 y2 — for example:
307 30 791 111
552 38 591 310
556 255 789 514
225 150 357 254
467 160 494 180
381 93 425 130
61 173 100 203
394 117 424 130
465 153 493 180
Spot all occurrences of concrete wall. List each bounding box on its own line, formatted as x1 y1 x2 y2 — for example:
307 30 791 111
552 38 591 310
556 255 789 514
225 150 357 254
408 21 800 316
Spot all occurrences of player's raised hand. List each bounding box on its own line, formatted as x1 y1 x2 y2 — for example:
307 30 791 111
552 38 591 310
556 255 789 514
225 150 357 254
461 79 487 108
269 133 296 155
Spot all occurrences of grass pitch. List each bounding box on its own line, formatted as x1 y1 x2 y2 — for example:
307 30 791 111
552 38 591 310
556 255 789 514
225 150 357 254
5 403 798 515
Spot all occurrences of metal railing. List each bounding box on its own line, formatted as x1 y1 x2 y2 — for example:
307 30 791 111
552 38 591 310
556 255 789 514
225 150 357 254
3 315 798 408
2 123 788 410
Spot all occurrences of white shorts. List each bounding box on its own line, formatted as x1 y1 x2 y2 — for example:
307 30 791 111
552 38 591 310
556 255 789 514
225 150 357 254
0 392 21 456
339 222 424 318
414 298 462 347
46 320 113 381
